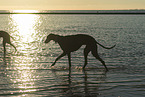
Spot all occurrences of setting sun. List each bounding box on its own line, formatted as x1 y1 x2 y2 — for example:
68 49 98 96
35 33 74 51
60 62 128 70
13 10 39 13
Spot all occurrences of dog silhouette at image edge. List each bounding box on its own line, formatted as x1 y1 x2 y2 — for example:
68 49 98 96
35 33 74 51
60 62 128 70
44 33 116 71
0 31 17 57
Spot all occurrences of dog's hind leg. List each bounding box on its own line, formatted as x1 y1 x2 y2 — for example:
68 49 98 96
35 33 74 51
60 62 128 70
97 56 108 71
91 46 108 71
83 46 91 69
51 52 66 66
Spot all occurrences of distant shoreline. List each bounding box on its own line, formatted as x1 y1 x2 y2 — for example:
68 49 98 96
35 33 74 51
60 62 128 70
1 13 145 15
0 13 145 15
0 10 145 15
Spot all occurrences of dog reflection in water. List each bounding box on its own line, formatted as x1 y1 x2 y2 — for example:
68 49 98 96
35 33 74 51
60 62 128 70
44 34 115 71
0 31 17 57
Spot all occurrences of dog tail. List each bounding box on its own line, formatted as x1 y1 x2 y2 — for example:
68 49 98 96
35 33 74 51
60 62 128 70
96 42 116 49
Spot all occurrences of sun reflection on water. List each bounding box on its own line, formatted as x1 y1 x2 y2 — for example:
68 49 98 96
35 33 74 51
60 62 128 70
11 14 39 43
8 14 41 94
16 69 37 93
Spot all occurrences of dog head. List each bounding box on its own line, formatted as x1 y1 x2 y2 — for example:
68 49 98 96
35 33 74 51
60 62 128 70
44 33 59 43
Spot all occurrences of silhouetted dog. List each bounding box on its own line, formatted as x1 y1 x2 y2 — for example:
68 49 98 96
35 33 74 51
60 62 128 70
44 34 115 71
0 31 17 57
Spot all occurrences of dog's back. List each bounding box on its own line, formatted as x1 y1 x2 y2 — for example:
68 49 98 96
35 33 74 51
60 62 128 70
0 31 10 37
57 34 96 52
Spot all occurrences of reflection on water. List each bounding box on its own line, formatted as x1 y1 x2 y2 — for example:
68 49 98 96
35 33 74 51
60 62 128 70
57 69 106 97
10 14 40 46
0 14 145 96
4 14 41 95
2 65 106 96
37 68 106 97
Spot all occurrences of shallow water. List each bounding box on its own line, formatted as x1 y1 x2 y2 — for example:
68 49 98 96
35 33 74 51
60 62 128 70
0 14 145 97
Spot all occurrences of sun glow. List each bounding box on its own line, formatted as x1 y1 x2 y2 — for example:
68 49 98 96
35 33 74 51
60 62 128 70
12 10 39 13
9 13 41 55
10 14 39 43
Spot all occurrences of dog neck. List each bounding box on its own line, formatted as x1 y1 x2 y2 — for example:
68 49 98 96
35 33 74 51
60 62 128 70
52 34 61 43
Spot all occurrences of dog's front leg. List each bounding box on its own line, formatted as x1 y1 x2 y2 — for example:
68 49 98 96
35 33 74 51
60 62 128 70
9 42 17 52
51 52 66 66
83 46 91 69
67 53 71 69
3 41 6 58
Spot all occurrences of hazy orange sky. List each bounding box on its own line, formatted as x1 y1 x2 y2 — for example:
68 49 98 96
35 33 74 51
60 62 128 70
0 0 145 10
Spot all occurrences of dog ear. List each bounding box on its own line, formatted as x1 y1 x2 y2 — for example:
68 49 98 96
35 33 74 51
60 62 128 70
54 41 57 43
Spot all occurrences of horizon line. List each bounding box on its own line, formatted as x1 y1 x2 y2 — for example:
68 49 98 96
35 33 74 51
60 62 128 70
0 9 145 14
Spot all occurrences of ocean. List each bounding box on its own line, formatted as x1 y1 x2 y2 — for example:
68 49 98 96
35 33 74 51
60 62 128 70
0 11 145 97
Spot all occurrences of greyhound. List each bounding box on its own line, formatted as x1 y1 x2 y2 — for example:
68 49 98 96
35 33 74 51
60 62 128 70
0 31 17 57
44 33 115 71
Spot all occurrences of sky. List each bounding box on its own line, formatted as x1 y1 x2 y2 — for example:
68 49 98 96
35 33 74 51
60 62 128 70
0 0 145 10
